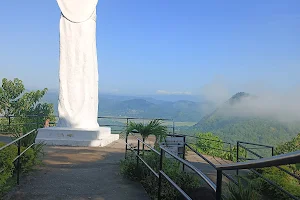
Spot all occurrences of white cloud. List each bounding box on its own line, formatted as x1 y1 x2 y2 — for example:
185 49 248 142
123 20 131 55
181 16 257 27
199 77 231 105
200 77 300 122
156 90 192 95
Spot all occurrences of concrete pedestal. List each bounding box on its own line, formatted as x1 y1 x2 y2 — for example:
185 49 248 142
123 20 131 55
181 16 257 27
36 127 119 147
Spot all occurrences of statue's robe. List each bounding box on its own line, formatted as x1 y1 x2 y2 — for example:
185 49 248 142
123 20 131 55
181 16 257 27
56 0 99 129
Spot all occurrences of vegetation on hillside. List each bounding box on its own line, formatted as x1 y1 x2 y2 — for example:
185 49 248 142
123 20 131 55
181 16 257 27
192 92 300 146
192 132 300 200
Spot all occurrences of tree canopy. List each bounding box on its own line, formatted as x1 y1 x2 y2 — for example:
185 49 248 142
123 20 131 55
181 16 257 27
0 78 54 132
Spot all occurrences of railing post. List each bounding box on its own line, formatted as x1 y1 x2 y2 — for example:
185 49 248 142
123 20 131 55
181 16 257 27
137 140 140 168
216 170 222 200
230 143 233 161
17 139 21 185
8 116 11 125
172 120 175 134
142 138 145 155
182 137 186 171
271 147 274 156
125 118 129 159
158 148 163 200
236 141 239 176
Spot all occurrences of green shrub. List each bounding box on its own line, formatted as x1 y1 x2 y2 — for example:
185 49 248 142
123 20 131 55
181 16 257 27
120 153 142 181
0 142 16 187
224 178 261 200
253 166 300 200
120 151 203 200
20 147 35 173
0 141 42 193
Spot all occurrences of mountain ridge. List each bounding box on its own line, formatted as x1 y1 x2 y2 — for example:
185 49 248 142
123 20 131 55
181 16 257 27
192 92 300 146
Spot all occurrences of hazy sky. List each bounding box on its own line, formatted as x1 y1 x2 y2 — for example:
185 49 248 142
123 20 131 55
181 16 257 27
0 0 299 96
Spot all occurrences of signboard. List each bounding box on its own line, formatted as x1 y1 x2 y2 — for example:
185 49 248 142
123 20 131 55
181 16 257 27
161 136 185 158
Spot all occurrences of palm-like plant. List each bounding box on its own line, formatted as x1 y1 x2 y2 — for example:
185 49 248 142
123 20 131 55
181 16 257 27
126 119 168 146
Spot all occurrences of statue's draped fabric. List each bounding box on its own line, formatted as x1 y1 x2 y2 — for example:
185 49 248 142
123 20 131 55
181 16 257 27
56 0 99 129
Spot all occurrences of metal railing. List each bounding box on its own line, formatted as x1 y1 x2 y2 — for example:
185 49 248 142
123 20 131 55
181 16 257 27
0 129 37 185
236 141 300 200
125 133 216 200
0 115 50 134
125 132 300 200
98 116 175 136
215 150 300 200
172 133 234 160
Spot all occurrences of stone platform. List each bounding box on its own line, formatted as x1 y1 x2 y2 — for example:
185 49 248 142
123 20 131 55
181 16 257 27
36 127 119 147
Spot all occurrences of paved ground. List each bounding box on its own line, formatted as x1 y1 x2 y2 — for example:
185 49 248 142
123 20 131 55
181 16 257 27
4 139 149 200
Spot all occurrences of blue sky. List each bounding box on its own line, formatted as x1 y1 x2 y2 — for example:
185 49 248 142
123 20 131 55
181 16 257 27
0 0 299 96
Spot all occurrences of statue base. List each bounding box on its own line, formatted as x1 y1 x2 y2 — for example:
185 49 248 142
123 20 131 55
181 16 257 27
36 127 119 147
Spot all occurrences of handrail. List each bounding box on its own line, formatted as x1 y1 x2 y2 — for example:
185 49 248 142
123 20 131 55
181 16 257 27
98 116 172 121
160 145 217 192
125 133 217 200
216 150 300 171
136 137 161 155
185 143 238 185
0 129 37 186
0 129 36 151
174 133 233 145
238 141 273 149
238 144 300 181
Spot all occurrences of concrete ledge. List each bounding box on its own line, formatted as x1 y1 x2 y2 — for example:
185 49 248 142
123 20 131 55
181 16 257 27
36 127 119 147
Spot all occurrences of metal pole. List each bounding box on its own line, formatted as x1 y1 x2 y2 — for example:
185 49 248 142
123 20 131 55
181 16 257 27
17 140 21 185
230 143 232 161
172 120 175 134
236 141 239 176
125 118 129 159
271 147 274 156
8 116 11 125
142 138 145 155
216 170 222 200
137 140 140 168
158 148 163 200
182 137 186 171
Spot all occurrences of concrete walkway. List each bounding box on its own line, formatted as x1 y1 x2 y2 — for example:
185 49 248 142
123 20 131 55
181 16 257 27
4 139 149 200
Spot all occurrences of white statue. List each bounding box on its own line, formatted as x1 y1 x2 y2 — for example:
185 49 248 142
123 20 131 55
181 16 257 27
56 0 99 129
36 0 119 147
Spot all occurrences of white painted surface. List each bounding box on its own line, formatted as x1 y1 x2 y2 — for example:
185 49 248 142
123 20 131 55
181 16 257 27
57 0 98 23
56 0 99 129
36 127 119 147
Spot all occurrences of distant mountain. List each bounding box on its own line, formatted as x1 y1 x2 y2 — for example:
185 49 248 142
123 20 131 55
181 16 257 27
192 92 300 146
42 91 214 122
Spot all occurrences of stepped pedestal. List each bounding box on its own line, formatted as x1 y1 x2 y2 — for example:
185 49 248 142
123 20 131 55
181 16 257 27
36 127 119 147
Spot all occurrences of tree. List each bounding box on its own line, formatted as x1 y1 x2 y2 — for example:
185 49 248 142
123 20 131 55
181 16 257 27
0 78 54 132
126 119 168 146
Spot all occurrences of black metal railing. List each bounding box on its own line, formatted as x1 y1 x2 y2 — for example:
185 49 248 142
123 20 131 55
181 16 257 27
0 115 175 136
215 150 300 200
0 115 51 135
124 132 300 200
0 129 37 185
125 133 216 200
98 116 175 136
236 141 300 200
172 133 234 160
